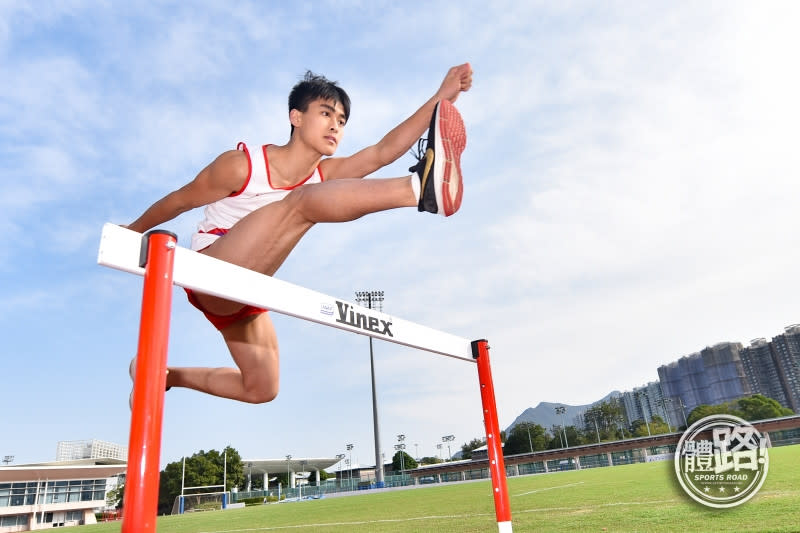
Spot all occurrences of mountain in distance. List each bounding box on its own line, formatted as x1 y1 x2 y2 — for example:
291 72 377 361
506 391 622 434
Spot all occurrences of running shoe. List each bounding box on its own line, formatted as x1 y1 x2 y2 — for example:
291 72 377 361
408 99 466 216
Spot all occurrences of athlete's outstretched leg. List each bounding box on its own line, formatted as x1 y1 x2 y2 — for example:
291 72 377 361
166 312 280 403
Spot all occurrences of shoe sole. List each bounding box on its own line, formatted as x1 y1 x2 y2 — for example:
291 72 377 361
432 99 466 217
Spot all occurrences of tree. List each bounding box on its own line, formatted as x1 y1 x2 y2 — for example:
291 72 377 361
545 424 585 449
647 415 670 435
418 456 442 465
106 480 124 509
738 394 793 421
392 450 417 472
460 437 486 460
628 415 670 437
158 460 185 514
582 399 625 442
564 426 584 446
503 423 547 455
687 403 731 425
630 419 651 438
687 394 793 426
631 415 671 437
157 446 244 515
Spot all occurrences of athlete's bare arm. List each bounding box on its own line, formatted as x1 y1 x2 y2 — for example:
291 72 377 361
127 150 249 233
321 63 473 181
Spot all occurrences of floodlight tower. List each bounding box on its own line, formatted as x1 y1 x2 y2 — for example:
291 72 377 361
555 406 569 447
395 434 406 483
659 398 672 431
636 391 651 436
355 290 386 488
442 435 455 460
674 397 689 428
346 444 354 490
335 454 345 489
2 456 13 465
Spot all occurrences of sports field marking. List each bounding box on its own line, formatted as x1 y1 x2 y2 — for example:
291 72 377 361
196 513 494 533
515 498 681 515
194 498 685 533
514 481 585 497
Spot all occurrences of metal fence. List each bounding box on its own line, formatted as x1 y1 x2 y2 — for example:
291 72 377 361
232 435 799 502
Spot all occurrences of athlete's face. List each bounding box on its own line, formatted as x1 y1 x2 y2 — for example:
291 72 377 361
297 98 347 156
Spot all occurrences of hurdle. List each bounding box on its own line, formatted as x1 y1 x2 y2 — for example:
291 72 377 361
97 223 512 532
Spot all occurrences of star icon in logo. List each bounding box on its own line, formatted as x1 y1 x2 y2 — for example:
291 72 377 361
734 487 740 493
719 487 726 493
704 486 711 493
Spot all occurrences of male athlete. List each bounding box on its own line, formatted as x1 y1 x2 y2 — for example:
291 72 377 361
126 63 472 405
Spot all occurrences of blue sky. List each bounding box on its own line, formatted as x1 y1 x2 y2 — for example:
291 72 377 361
2 1 800 469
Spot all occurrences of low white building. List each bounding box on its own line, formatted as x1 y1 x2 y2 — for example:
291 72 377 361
0 459 126 531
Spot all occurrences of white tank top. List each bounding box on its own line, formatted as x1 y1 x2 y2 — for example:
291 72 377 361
191 142 324 251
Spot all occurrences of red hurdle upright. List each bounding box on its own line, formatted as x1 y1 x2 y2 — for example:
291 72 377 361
123 230 177 533
473 340 512 532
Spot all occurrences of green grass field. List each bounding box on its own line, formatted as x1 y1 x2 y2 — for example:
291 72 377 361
82 445 800 532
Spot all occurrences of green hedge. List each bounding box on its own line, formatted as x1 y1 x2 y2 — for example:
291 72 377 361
239 495 284 506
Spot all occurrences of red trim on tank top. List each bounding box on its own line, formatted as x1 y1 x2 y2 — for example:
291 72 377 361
233 142 253 197
263 144 320 190
199 227 228 237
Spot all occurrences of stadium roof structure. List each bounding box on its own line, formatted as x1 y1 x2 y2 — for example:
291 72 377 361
242 457 342 475
0 458 127 482
1 457 346 482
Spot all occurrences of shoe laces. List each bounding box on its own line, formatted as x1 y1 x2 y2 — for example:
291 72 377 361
408 137 427 172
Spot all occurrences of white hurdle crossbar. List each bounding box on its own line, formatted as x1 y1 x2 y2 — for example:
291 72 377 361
99 223 473 362
97 223 512 532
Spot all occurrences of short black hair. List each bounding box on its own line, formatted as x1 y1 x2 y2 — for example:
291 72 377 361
288 71 351 136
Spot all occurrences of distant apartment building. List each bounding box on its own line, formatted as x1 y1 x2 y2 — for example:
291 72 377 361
740 338 791 408
771 325 800 410
620 382 670 429
55 440 127 462
740 325 800 412
658 342 751 424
